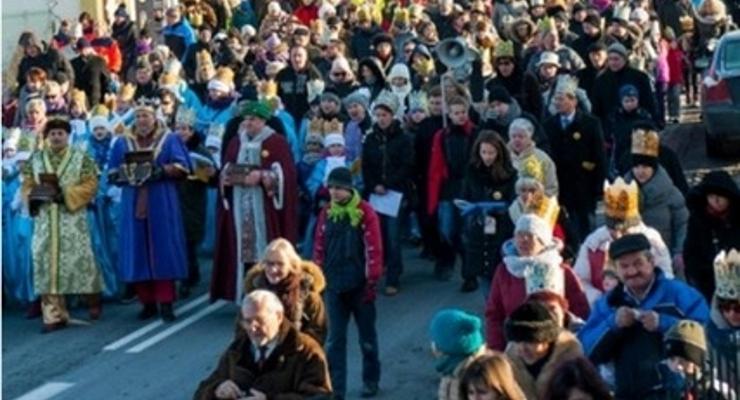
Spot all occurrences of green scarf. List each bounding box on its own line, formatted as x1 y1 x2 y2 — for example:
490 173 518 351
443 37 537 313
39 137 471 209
327 189 364 227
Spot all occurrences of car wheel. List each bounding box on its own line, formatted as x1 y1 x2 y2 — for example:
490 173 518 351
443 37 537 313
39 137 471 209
706 129 723 158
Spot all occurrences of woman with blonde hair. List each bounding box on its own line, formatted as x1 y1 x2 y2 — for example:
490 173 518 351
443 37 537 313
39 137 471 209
241 238 327 344
459 352 527 400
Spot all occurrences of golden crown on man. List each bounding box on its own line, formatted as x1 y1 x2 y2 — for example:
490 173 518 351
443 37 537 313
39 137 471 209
524 192 560 230
631 128 660 157
603 177 639 221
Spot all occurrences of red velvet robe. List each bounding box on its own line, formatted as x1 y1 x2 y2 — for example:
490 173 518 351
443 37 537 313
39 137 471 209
210 131 298 302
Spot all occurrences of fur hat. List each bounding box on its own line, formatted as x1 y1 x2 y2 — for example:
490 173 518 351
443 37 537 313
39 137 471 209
505 301 560 343
664 320 707 366
429 309 484 356
343 88 371 110
515 214 553 246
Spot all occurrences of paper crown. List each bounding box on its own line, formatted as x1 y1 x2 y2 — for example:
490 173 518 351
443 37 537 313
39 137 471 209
323 119 343 135
408 91 428 112
69 89 87 107
175 107 197 127
613 4 631 22
604 177 640 221
307 79 326 103
537 16 556 33
90 104 110 117
494 40 515 59
119 83 136 102
259 80 278 99
412 57 435 77
524 192 560 230
520 155 545 184
680 15 695 31
196 50 214 69
631 128 660 157
525 262 565 296
134 97 160 113
393 8 410 26
555 75 579 98
159 72 180 88
210 67 235 88
357 5 372 22
714 249 740 300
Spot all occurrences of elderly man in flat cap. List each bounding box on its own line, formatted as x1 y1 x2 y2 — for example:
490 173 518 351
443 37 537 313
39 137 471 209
579 233 708 399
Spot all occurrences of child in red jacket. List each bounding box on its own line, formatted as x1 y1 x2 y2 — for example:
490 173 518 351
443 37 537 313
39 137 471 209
665 28 686 124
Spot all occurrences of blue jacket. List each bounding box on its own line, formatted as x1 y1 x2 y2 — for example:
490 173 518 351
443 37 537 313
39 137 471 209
578 269 709 399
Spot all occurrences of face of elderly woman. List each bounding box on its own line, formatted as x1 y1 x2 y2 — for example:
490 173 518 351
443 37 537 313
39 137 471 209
509 128 532 153
264 250 293 285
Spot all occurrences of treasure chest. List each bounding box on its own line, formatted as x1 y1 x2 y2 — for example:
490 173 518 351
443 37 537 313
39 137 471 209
123 150 155 186
29 173 60 202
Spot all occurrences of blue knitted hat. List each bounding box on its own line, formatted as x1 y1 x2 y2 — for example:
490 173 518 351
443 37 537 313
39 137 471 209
429 309 484 356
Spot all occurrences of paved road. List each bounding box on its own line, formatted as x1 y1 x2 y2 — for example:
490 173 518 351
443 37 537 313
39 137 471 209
3 248 482 400
3 118 738 400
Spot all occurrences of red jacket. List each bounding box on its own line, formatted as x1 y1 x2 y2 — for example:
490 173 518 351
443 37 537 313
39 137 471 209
667 46 685 85
313 199 384 286
92 37 122 74
485 260 590 350
294 5 319 27
426 120 476 215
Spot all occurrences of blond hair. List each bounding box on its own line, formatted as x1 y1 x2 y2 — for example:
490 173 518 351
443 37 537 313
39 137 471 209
260 238 301 273
459 352 526 400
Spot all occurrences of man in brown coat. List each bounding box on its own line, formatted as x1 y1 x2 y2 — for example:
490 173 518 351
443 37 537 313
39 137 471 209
194 290 332 399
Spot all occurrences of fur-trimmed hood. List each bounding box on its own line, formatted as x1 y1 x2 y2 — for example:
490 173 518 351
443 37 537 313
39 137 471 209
505 330 583 399
244 260 326 294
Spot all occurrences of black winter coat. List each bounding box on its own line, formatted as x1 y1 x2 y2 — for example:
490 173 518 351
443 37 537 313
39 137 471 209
544 110 607 212
591 66 657 125
17 47 75 89
350 25 383 60
361 120 415 198
112 19 138 74
485 69 543 119
276 64 322 124
683 171 740 302
461 165 516 280
70 54 110 107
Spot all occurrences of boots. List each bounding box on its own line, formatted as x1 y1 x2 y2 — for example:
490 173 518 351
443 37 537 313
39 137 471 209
160 302 175 322
88 294 102 320
138 303 158 320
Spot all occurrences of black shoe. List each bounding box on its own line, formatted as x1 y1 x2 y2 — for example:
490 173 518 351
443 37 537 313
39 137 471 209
121 285 137 304
361 382 379 398
160 303 176 322
461 279 478 293
138 303 158 320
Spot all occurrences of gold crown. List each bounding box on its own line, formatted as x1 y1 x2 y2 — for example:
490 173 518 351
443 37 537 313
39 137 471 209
714 249 740 300
119 83 136 102
323 119 343 135
524 192 560 230
631 128 660 157
520 155 545 184
175 107 197 127
69 89 87 108
494 40 515 59
604 177 640 221
196 50 213 69
393 8 410 26
91 104 110 117
357 6 372 23
680 15 695 31
214 67 235 85
159 72 180 87
308 117 324 136
408 91 428 111
525 261 565 296
412 57 435 77
537 16 556 33
259 80 278 99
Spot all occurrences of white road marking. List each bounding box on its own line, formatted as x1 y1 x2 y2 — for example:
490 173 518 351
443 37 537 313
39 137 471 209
103 294 209 351
125 300 226 353
14 382 75 400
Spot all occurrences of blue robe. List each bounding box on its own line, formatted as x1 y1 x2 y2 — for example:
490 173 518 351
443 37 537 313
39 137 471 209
2 166 35 302
108 131 192 282
87 135 120 296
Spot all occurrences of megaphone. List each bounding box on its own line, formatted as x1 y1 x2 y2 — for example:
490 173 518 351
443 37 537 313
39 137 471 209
435 38 471 69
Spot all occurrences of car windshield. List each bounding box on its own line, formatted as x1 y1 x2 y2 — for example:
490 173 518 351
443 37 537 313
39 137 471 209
723 41 740 71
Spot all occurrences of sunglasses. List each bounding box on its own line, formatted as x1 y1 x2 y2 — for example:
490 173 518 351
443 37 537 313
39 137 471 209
719 301 740 313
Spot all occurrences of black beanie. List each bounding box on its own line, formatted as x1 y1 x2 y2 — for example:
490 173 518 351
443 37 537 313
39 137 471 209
505 301 560 343
584 13 601 28
327 167 354 191
631 154 658 168
488 86 513 104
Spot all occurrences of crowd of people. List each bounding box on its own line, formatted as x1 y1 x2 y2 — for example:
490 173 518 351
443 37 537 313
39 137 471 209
2 0 740 398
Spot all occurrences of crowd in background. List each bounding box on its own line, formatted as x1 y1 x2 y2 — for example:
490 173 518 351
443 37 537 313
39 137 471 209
2 0 740 398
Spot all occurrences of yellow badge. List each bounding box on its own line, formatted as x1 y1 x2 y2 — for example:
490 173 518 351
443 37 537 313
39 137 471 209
261 150 270 158
573 132 581 140
582 161 596 171
492 191 502 200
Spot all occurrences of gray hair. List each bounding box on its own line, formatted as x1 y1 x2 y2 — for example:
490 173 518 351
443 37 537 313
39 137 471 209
241 289 284 315
509 118 534 138
26 98 46 114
